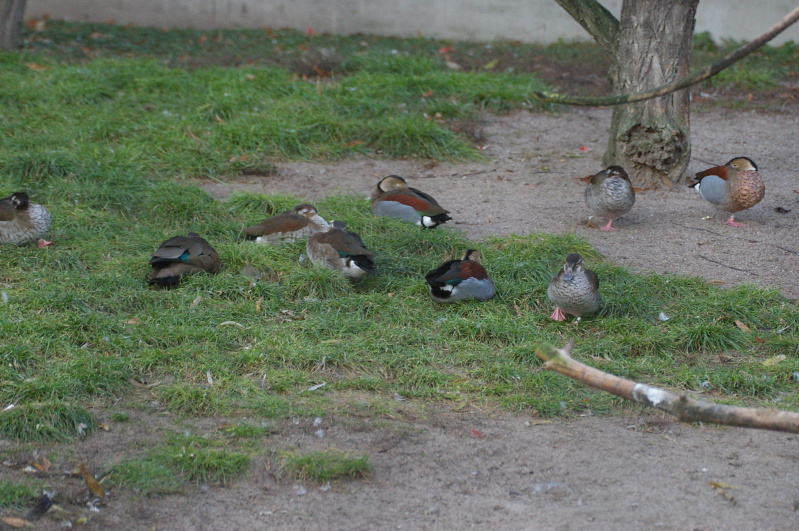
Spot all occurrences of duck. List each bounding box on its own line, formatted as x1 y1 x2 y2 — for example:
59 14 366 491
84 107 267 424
547 253 601 321
425 249 495 303
371 175 451 228
241 203 330 243
149 233 222 288
0 192 52 246
306 221 375 279
689 156 765 227
580 165 635 232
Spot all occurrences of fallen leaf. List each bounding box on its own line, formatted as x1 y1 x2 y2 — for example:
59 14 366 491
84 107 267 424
1 517 34 528
470 429 484 438
244 73 257 81
734 320 751 333
344 140 365 148
579 146 592 151
25 63 48 72
307 382 327 391
214 114 225 123
32 457 51 473
762 354 786 367
438 46 454 54
197 34 207 44
206 371 214 385
708 481 738 489
37 239 52 247
190 296 202 309
125 318 141 325
482 59 498 70
219 320 247 328
79 463 106 498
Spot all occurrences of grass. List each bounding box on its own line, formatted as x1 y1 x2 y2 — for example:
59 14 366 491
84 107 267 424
0 480 42 509
0 402 96 442
280 450 372 482
0 21 797 495
109 432 254 492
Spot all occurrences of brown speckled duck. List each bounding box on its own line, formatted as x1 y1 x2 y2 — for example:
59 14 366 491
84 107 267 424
547 253 601 321
149 233 222 288
307 221 375 279
371 175 451 228
241 203 330 243
0 192 52 246
689 156 765 227
425 250 495 303
581 166 635 232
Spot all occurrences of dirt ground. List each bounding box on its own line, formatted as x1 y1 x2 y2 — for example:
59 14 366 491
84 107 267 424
5 107 799 530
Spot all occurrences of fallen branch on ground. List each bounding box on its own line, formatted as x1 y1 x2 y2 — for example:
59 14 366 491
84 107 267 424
535 340 799 433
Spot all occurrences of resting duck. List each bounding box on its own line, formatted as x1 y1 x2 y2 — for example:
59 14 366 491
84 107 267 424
306 221 375 279
581 165 635 232
547 253 601 321
149 233 222 288
689 156 765 227
425 249 495 303
370 175 451 228
241 203 330 243
0 192 52 246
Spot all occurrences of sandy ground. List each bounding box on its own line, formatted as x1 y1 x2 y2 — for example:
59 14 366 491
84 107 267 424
4 108 798 530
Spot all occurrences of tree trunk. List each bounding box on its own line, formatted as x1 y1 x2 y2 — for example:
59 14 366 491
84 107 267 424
0 0 26 50
604 0 698 188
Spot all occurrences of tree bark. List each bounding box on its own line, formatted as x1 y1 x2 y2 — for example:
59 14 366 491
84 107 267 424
0 0 26 50
604 0 698 188
555 0 699 188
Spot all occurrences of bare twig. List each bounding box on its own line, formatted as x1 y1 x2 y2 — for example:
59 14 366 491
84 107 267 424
536 341 799 433
673 222 799 255
698 254 757 275
534 5 799 106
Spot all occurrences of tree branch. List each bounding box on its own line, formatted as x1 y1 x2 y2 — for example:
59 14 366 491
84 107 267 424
536 341 799 433
553 0 620 52
535 4 799 106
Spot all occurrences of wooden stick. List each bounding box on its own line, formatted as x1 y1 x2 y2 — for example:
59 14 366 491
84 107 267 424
536 341 799 433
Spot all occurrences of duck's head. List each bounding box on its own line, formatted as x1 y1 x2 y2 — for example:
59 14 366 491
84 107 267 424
377 175 408 192
606 165 630 181
561 253 585 282
462 249 482 263
10 192 30 209
727 157 757 172
293 203 319 219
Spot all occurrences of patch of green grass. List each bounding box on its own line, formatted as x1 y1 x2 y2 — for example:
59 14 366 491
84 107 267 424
0 22 797 460
280 450 372 482
110 458 187 495
110 432 253 493
218 422 274 438
0 402 95 442
0 480 42 509
110 412 131 422
167 444 250 485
